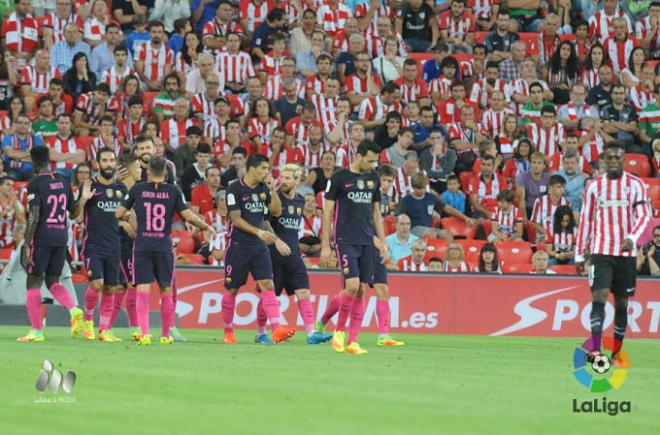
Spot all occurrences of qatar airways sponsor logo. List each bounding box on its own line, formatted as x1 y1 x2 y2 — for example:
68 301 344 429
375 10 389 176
96 200 122 213
278 216 301 229
244 202 265 213
348 191 373 204
492 286 660 335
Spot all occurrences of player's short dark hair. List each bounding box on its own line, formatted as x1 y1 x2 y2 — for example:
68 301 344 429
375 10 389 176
398 127 415 138
302 101 316 114
605 140 625 151
119 152 137 167
106 21 120 32
95 83 111 95
411 172 428 189
446 174 459 184
403 58 418 68
419 105 434 116
385 111 402 123
549 174 566 187
148 155 167 176
428 256 443 265
481 154 495 164
37 95 52 108
473 43 487 54
114 44 128 55
246 153 269 170
541 105 556 116
30 146 51 168
100 114 114 124
135 134 154 148
49 77 64 88
497 9 510 17
186 126 202 137
205 166 220 177
529 82 544 93
451 81 465 90
148 20 165 31
316 53 333 64
497 189 514 203
486 61 499 70
232 146 247 157
196 143 212 155
382 81 400 94
378 164 395 178
164 72 180 86
96 147 116 162
440 56 459 70
269 32 286 44
173 17 189 33
128 95 143 107
56 112 71 122
572 19 588 32
267 7 286 22
356 140 380 157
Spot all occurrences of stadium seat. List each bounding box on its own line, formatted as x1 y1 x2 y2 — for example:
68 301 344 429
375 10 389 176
383 215 396 236
0 248 12 260
475 32 489 44
643 177 660 188
519 33 540 56
524 221 539 244
77 136 94 157
559 34 577 42
441 217 476 239
624 154 651 177
459 171 473 192
142 91 158 114
407 52 434 80
457 239 485 265
496 240 534 264
425 238 447 261
549 264 578 275
12 181 27 193
502 263 536 274
179 254 205 265
172 231 195 254
648 185 660 203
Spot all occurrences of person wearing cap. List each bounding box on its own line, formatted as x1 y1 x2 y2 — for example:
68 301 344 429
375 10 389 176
421 43 449 83
174 125 203 175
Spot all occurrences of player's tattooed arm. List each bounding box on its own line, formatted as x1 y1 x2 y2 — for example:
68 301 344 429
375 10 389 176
320 199 335 265
180 209 216 235
228 209 277 244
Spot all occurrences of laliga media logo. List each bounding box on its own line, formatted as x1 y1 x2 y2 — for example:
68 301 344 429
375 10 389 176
35 360 76 394
572 338 628 392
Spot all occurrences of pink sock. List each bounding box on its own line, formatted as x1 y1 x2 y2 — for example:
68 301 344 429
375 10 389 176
109 291 125 328
126 287 138 327
336 292 354 332
49 283 76 311
222 291 236 333
26 288 42 330
321 294 340 325
256 299 267 335
83 287 99 321
376 300 390 335
260 290 281 331
160 293 175 338
347 297 365 344
98 293 114 331
136 291 150 336
298 298 315 336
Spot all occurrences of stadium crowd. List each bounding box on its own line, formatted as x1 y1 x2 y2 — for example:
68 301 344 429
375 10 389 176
0 0 657 277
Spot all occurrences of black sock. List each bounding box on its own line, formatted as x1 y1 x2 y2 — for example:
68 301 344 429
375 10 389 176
590 301 605 336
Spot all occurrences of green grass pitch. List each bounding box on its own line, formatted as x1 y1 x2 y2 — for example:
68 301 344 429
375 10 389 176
1 327 659 435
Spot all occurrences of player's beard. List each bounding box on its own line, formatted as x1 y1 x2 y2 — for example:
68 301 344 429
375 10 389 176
99 167 116 180
140 153 152 165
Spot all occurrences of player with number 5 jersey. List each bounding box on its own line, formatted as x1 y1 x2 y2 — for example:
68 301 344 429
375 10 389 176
17 146 84 343
116 136 215 346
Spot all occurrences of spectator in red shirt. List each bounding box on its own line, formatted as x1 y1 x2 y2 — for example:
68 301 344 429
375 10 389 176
191 164 221 215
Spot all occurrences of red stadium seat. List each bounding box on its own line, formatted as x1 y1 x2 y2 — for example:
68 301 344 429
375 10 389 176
502 263 536 274
549 264 578 275
172 231 195 254
648 185 660 203
179 254 205 265
383 215 396 236
77 136 94 157
652 199 660 217
519 32 540 56
441 217 476 239
624 154 651 177
459 171 473 192
12 181 27 193
425 238 447 261
496 240 534 264
0 248 12 260
643 177 660 188
475 32 489 44
457 239 485 265
524 221 539 244
559 34 577 42
142 91 158 114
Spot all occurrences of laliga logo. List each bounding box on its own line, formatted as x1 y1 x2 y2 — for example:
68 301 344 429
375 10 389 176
35 360 76 394
572 338 629 393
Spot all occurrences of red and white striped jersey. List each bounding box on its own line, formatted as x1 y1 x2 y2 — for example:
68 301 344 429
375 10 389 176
444 260 469 272
603 36 639 73
316 2 352 37
279 0 304 27
531 195 570 233
539 34 560 65
1 12 39 54
0 114 10 131
588 10 632 43
296 142 329 173
118 117 146 146
264 75 305 100
216 51 255 84
0 196 20 248
89 134 121 160
468 173 507 211
365 32 408 58
204 118 227 143
438 11 476 40
335 143 358 169
42 12 83 44
354 2 394 35
576 173 651 259
447 122 482 151
174 51 195 75
205 211 229 266
343 73 379 99
393 77 429 105
310 94 337 130
101 66 136 94
205 210 229 234
467 0 498 19
46 135 81 170
202 18 244 40
545 227 576 254
135 42 174 82
305 74 327 96
480 107 514 138
257 143 300 177
429 77 452 98
393 167 430 203
262 54 285 77
397 257 428 271
492 205 522 238
160 117 196 149
527 123 565 158
331 30 350 53
192 92 216 123
74 92 106 125
580 67 600 90
284 117 320 148
83 16 105 43
299 212 322 239
358 96 403 122
628 85 655 113
579 130 605 163
469 78 508 108
247 117 280 144
239 0 273 33
20 65 61 94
